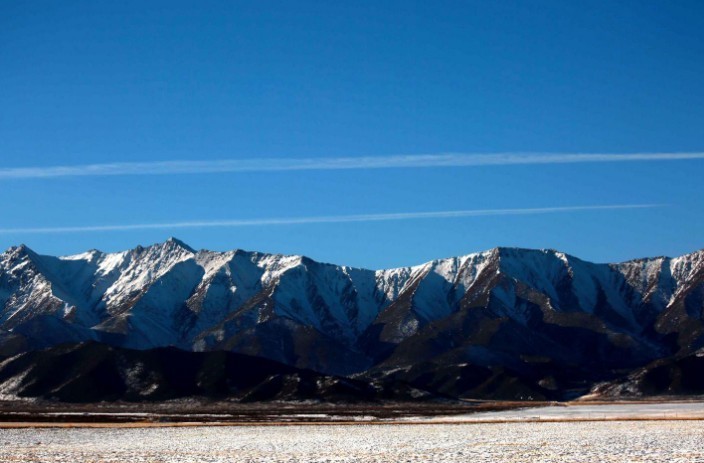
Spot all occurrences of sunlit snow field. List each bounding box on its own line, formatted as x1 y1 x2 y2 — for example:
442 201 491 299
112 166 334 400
2 403 704 463
1 421 704 462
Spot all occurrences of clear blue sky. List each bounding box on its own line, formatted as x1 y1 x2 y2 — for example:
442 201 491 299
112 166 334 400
1 1 703 268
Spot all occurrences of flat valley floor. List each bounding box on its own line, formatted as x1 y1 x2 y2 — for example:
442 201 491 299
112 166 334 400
2 403 704 462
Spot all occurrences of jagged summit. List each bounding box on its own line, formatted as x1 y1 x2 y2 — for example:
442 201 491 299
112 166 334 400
4 243 34 257
4 244 26 254
162 236 196 253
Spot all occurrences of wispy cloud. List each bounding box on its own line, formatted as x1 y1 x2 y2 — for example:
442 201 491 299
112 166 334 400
0 204 661 234
0 152 702 179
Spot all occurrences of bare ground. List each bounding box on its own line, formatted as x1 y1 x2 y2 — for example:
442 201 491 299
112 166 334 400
1 399 703 427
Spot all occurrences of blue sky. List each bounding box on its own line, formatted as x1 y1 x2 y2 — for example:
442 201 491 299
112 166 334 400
1 1 703 268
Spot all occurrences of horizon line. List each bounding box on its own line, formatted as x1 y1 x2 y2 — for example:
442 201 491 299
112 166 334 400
0 204 662 235
0 152 703 179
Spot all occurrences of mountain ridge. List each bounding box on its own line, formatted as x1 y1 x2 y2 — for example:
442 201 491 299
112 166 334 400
1 239 703 400
42 240 704 272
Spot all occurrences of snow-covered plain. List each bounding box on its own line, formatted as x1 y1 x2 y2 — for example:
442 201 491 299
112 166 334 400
411 401 704 422
1 420 704 462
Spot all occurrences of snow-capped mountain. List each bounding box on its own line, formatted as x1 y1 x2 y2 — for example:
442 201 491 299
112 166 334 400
1 239 703 400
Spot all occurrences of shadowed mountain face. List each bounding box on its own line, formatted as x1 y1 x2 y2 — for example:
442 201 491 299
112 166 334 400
0 239 703 400
590 348 704 398
0 342 434 402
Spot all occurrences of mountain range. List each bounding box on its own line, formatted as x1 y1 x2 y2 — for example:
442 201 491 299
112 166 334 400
1 238 703 402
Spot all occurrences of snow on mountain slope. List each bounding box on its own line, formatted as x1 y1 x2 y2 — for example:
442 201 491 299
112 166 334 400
0 245 80 327
0 239 703 380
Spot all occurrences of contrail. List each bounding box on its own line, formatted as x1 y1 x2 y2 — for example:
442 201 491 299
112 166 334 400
0 152 702 179
0 204 661 234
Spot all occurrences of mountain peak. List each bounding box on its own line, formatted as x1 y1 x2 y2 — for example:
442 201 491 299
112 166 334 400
4 243 36 259
162 237 195 253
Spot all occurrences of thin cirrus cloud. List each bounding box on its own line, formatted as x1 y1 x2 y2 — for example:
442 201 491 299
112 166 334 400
0 152 703 179
0 204 661 235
